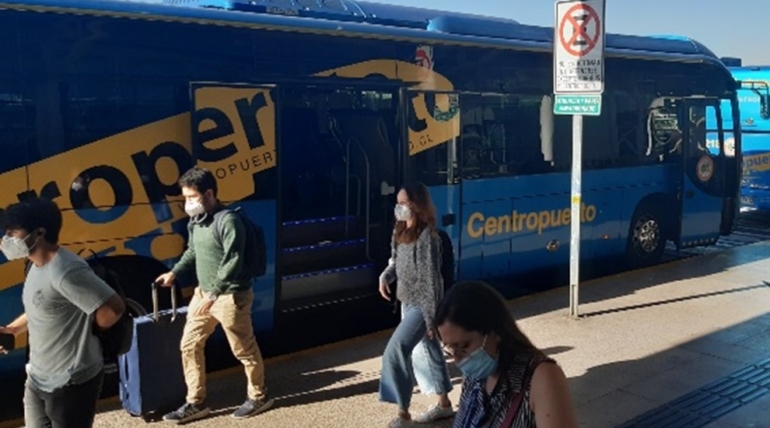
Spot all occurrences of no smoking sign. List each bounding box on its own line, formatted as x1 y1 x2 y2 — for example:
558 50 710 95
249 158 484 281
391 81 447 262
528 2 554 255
554 0 606 94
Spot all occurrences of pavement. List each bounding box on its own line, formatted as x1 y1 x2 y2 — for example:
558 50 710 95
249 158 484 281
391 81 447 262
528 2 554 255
7 240 770 427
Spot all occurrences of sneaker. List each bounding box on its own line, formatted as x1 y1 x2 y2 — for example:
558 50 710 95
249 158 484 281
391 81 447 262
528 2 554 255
232 397 275 419
413 404 454 423
162 402 211 424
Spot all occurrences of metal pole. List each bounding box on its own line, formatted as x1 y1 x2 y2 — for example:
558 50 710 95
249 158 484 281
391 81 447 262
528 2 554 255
569 114 583 318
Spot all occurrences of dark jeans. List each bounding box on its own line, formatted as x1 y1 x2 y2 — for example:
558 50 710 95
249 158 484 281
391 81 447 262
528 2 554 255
23 371 104 428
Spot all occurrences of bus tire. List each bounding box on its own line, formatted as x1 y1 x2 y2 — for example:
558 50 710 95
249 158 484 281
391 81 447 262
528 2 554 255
625 204 665 268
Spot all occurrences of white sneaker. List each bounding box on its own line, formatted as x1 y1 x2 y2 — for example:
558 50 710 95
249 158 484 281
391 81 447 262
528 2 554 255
413 404 454 423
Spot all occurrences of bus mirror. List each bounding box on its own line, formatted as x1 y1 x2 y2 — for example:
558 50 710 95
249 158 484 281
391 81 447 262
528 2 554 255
761 94 770 120
540 95 554 162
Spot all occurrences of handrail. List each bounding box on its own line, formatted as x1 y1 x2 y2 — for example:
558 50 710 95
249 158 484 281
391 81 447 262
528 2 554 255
345 136 372 260
330 117 372 260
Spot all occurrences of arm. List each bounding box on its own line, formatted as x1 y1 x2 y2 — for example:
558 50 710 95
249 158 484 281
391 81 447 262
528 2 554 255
1 314 28 336
56 265 124 330
171 226 197 276
379 228 397 285
530 362 578 428
94 294 126 331
414 228 442 330
209 214 246 297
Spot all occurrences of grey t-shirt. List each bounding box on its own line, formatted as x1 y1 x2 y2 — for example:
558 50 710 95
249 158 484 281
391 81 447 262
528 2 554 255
22 247 115 392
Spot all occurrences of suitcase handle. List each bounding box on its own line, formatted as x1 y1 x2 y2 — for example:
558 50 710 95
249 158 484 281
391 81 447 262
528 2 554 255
151 281 178 323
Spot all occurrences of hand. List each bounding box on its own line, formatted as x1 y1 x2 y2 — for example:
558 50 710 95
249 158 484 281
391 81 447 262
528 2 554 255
0 326 14 355
379 281 391 301
193 298 214 316
156 272 176 288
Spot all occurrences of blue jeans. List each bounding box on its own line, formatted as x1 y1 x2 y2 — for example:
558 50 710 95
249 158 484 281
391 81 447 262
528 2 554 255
379 304 453 411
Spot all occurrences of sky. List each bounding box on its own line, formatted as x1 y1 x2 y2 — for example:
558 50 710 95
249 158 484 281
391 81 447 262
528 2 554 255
371 0 769 66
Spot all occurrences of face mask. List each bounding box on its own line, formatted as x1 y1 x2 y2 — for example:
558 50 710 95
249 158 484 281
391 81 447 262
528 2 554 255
1 235 32 261
456 335 498 381
185 198 206 217
394 204 412 221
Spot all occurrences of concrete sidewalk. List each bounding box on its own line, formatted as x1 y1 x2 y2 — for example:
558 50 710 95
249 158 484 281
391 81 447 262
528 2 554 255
67 241 770 427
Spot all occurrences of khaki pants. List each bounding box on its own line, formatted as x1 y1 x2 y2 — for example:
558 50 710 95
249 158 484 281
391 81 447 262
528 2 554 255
180 287 266 405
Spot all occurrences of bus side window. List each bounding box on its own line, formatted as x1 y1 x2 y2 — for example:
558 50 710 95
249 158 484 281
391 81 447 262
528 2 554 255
615 91 646 166
407 92 459 186
647 97 681 160
0 80 30 174
460 93 553 178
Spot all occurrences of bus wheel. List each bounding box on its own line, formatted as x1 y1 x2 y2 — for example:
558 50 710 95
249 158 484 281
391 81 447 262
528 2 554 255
625 206 665 268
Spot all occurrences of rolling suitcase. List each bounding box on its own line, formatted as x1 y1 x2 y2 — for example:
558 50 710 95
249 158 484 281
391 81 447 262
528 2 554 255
118 282 187 420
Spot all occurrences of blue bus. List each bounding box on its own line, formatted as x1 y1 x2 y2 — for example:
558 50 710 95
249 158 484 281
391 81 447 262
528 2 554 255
727 65 770 210
0 0 741 418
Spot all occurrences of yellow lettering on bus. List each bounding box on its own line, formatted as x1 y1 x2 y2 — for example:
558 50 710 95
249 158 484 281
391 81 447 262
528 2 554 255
467 212 485 239
466 203 599 239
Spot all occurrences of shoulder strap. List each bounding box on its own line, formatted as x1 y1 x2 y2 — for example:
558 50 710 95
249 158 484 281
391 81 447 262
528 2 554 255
212 208 235 247
500 356 551 428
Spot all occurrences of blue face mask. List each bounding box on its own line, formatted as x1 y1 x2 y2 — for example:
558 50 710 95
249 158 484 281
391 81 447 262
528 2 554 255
456 335 498 381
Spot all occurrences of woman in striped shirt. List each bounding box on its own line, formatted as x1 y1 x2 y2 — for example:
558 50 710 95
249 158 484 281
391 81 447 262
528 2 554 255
436 281 577 428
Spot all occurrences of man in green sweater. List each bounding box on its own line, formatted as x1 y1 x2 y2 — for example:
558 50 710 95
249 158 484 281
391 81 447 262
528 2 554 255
155 167 272 424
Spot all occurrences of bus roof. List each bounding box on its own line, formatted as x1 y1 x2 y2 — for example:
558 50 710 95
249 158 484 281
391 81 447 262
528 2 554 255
0 0 722 64
731 66 770 81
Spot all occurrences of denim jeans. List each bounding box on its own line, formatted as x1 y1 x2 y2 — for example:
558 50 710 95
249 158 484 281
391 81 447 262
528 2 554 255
379 304 453 411
23 370 104 428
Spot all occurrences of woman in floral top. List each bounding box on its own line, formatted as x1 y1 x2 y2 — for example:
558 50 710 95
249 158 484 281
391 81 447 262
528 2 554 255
436 281 577 428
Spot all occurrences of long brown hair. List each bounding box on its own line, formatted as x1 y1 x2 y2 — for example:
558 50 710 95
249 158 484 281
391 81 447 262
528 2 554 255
435 281 545 373
395 181 437 244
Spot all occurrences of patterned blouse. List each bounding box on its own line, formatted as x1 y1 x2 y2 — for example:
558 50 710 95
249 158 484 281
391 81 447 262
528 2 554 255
453 353 555 428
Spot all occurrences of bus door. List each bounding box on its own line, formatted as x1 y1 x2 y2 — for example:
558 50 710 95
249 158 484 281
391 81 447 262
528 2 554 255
190 83 279 330
274 84 401 311
403 90 462 279
677 97 731 248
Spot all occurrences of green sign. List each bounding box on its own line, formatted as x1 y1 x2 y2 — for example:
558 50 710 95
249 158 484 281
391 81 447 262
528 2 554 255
554 94 602 116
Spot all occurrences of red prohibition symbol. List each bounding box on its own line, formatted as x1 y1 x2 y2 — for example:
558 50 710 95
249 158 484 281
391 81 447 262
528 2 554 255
559 3 601 57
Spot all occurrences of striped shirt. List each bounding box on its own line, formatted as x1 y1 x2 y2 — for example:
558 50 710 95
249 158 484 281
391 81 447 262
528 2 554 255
453 353 555 428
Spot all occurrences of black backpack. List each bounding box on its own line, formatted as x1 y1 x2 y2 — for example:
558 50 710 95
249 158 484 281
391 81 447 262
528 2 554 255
436 229 455 291
188 206 267 279
24 252 134 360
87 258 134 360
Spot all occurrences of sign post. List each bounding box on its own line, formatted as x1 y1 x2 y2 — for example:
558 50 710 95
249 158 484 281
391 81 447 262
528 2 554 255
554 0 605 318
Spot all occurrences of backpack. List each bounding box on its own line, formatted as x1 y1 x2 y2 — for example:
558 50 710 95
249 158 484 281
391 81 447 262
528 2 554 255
436 229 455 292
87 259 134 360
24 252 134 360
189 206 266 279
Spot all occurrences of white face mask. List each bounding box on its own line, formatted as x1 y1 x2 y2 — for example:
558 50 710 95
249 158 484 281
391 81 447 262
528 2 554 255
184 199 206 217
1 235 32 261
394 203 412 221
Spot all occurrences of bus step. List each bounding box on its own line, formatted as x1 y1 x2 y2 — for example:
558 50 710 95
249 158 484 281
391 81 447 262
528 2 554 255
282 216 364 248
280 263 377 301
282 238 368 275
280 288 379 313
